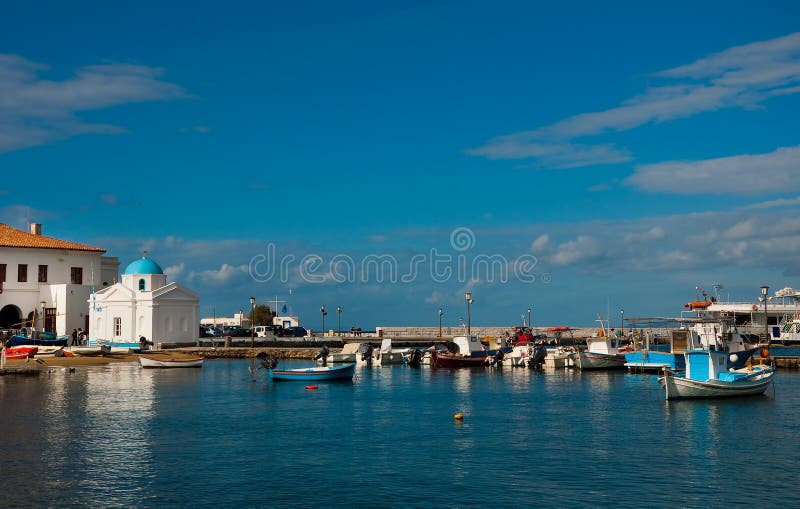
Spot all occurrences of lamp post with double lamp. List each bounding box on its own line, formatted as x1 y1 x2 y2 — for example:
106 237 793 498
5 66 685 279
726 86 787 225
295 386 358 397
465 292 473 336
337 306 342 336
249 297 255 348
438 308 443 337
320 305 327 337
527 306 532 327
620 309 625 337
761 285 769 343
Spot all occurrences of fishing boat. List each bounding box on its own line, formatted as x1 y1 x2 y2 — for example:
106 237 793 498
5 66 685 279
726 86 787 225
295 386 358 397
316 342 360 364
659 349 775 400
139 352 204 368
6 334 68 348
575 317 628 370
4 346 38 359
270 363 355 381
430 335 489 368
70 345 111 357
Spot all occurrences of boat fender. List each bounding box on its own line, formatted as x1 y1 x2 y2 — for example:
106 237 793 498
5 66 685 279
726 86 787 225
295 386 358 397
454 413 464 420
760 347 770 359
752 305 758 311
305 385 318 390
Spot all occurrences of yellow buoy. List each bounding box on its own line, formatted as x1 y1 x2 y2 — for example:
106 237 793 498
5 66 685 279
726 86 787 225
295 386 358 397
454 413 464 420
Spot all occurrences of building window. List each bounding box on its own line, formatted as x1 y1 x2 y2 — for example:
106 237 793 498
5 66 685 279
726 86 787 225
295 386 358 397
138 278 146 291
0 264 6 282
113 317 122 337
18 264 27 282
71 267 83 285
38 265 48 283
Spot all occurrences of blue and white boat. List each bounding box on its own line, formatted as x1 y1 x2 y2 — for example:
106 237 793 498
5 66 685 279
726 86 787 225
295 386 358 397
6 333 68 348
625 320 760 372
269 363 355 381
659 349 775 400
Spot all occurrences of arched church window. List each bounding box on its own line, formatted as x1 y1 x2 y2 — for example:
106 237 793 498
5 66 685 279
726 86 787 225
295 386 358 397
139 278 146 291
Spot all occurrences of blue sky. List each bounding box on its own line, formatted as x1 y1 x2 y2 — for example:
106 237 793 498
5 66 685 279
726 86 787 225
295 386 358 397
2 1 799 329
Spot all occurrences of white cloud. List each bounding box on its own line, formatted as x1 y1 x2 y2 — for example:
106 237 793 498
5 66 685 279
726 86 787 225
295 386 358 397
468 32 800 169
530 234 552 253
745 196 800 210
0 54 187 153
724 220 757 240
424 291 443 304
626 145 800 195
164 262 185 279
624 226 665 243
189 263 249 285
550 236 603 266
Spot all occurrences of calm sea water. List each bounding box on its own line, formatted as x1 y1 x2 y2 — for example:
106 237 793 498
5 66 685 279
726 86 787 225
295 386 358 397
1 360 799 508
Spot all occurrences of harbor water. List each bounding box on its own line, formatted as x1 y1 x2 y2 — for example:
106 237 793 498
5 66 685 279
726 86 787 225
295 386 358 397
1 360 799 508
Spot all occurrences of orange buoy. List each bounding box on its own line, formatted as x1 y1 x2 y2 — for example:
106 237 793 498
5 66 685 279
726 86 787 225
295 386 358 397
305 385 318 390
454 413 464 420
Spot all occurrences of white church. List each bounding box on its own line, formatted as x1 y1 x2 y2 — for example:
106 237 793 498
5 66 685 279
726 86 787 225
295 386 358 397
90 255 199 346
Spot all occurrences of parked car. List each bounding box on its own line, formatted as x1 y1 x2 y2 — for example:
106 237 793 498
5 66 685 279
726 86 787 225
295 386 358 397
284 326 307 337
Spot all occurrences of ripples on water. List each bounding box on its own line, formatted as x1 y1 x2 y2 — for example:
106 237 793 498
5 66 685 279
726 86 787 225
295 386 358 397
1 361 799 508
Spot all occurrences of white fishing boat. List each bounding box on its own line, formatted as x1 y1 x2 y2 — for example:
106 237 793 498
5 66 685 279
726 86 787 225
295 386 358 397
316 342 360 364
139 352 204 368
659 349 775 400
684 285 800 345
356 338 411 366
70 345 111 357
575 317 628 370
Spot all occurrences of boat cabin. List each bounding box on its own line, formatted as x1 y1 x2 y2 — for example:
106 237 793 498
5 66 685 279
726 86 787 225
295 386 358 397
684 349 727 382
451 335 484 355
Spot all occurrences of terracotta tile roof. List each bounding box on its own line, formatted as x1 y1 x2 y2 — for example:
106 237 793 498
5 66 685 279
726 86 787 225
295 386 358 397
0 223 105 252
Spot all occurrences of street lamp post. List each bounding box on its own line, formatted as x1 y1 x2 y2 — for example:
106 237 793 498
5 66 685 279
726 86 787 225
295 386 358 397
249 296 255 348
320 305 327 336
465 292 473 336
337 306 342 335
620 309 625 337
40 300 46 333
761 285 769 343
438 308 443 337
527 307 532 327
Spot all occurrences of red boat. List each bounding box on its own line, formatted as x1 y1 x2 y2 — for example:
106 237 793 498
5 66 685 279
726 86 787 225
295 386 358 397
4 347 38 359
430 350 488 368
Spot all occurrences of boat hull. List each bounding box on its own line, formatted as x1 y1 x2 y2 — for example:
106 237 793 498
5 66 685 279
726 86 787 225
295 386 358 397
660 366 775 400
4 347 38 359
270 363 355 381
576 351 626 370
430 350 487 368
6 335 68 347
139 354 204 368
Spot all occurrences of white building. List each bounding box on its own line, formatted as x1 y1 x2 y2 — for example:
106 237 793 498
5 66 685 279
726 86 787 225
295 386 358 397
0 223 118 335
90 256 199 345
200 311 250 328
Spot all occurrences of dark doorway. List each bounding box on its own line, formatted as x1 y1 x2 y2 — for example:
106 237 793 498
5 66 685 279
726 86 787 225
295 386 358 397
0 304 23 329
45 308 56 333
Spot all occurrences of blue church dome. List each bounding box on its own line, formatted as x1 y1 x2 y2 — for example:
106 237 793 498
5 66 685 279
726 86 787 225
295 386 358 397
123 257 164 275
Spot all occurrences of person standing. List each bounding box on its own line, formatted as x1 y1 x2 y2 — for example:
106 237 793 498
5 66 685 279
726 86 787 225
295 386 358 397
71 329 78 346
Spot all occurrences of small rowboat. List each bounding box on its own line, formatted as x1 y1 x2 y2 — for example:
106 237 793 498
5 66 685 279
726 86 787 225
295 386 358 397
139 353 204 369
4 346 38 359
270 363 355 381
